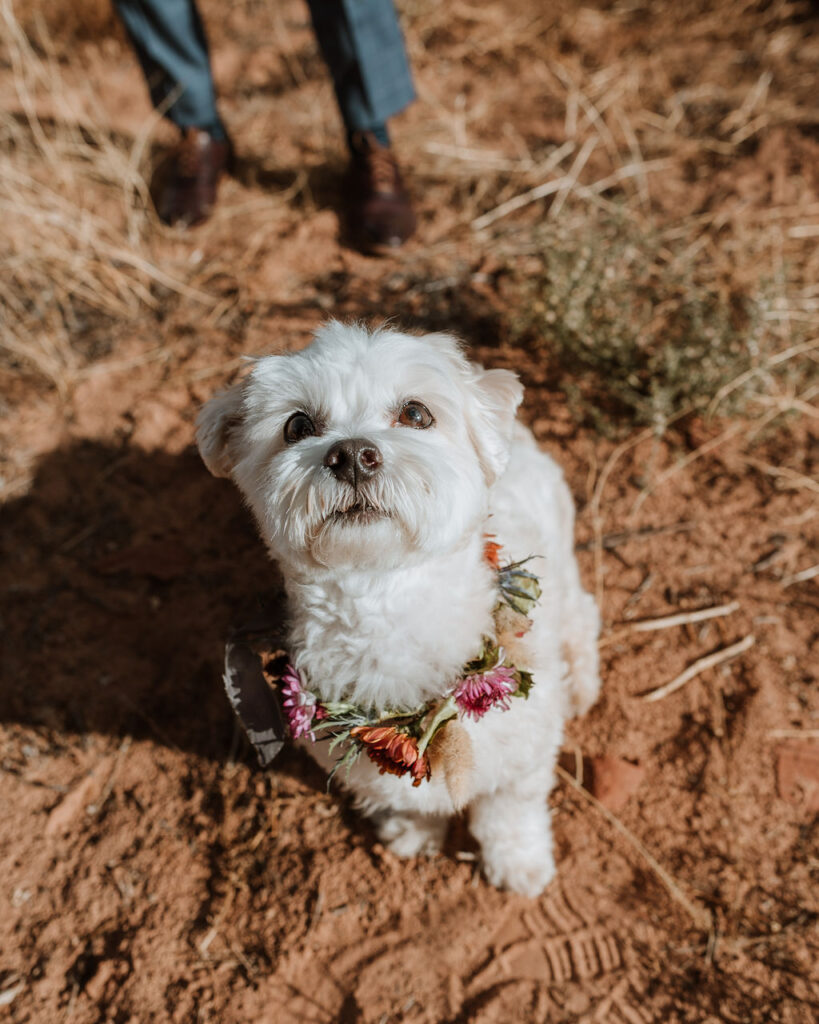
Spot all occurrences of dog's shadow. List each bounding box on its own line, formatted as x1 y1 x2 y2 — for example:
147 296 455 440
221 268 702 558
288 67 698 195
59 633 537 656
6 433 559 896
0 438 328 787
1 437 484 856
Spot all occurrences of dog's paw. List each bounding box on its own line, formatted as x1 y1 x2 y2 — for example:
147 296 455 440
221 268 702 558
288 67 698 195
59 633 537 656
564 595 601 718
568 675 601 718
482 844 556 898
374 812 446 858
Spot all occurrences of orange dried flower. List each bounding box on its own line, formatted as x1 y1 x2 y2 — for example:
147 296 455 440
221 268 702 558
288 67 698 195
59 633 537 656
483 536 502 570
350 725 431 787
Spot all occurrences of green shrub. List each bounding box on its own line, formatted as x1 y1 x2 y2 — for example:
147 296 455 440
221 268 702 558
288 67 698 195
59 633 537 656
517 211 808 433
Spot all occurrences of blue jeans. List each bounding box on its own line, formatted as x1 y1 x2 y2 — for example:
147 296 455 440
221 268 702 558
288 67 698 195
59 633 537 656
113 0 415 140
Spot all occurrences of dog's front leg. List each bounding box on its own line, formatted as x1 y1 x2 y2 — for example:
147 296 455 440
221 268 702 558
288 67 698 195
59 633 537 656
370 809 448 858
469 784 556 897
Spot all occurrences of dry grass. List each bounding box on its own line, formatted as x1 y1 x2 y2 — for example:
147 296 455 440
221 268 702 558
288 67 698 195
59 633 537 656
0 1 206 394
529 216 814 430
2 0 818 422
14 0 118 43
394 0 819 433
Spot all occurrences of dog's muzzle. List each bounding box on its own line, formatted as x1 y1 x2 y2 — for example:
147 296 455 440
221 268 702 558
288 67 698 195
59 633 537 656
323 437 382 489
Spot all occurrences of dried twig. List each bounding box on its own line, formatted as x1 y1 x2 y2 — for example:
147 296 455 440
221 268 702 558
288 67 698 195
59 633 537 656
641 635 756 703
574 157 672 198
706 337 819 416
751 394 819 420
624 573 655 616
620 601 740 634
576 521 695 552
470 141 576 229
781 563 819 588
600 602 740 648
423 141 535 172
742 459 819 496
612 105 651 207
548 135 598 219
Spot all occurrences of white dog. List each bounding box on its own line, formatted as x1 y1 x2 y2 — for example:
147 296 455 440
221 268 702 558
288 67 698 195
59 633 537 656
197 322 600 897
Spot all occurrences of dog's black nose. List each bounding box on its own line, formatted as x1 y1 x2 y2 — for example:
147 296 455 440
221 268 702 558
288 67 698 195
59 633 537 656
323 438 382 486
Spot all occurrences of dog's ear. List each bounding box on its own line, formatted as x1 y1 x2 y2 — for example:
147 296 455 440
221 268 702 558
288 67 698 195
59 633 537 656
424 333 523 485
196 381 245 479
463 364 524 484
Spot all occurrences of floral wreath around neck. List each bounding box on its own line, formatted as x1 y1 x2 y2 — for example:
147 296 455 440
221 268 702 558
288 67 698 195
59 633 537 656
279 540 541 787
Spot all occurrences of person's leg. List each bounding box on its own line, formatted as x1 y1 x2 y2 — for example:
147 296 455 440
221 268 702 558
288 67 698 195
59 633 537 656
305 0 417 248
112 0 225 137
112 0 230 225
305 0 415 141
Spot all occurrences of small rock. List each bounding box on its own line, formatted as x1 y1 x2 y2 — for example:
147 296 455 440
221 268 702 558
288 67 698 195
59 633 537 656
776 742 819 812
45 757 113 836
589 756 645 812
85 959 120 1003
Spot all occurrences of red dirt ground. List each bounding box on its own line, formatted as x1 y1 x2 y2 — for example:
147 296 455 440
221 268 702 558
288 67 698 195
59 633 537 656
1 1 817 1022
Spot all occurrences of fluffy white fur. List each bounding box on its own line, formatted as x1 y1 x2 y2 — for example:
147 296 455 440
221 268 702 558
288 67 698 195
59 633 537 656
197 322 600 897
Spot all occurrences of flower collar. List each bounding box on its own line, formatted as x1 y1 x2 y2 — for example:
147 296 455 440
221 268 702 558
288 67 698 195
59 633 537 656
277 541 542 788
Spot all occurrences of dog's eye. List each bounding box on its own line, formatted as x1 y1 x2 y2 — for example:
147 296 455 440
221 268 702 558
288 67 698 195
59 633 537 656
283 412 316 443
397 401 434 429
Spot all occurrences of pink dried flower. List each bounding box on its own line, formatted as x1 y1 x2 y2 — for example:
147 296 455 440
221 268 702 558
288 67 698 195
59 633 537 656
454 667 517 720
281 664 322 741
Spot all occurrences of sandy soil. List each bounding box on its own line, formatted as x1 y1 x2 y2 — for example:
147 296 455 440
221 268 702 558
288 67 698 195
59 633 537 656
1 1 818 1022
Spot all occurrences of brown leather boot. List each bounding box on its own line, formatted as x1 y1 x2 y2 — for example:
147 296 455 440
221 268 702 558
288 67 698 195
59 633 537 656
348 132 416 251
152 128 231 227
